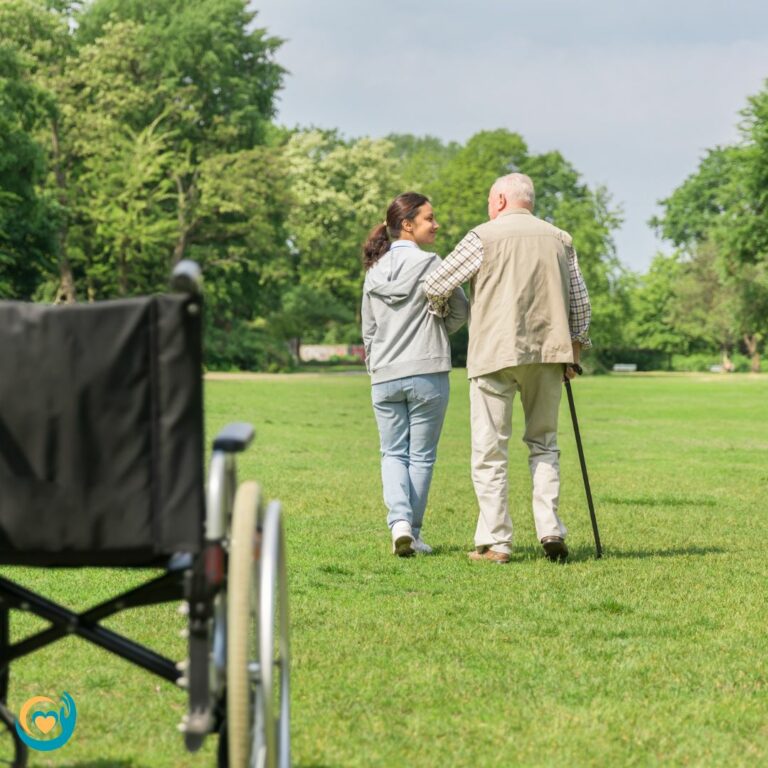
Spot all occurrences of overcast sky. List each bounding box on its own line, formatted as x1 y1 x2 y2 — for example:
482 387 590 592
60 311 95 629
251 1 768 272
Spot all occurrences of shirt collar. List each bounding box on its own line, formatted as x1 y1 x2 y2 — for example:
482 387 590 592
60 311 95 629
390 239 420 249
498 208 533 218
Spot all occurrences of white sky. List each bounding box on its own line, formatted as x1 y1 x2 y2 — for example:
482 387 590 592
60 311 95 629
251 1 768 272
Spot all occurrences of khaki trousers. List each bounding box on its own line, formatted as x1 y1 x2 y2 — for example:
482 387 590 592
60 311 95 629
469 364 568 555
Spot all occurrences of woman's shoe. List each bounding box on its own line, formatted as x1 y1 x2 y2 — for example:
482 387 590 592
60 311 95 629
391 521 415 557
412 537 433 555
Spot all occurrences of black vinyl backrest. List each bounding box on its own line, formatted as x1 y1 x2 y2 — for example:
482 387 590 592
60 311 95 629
0 294 205 566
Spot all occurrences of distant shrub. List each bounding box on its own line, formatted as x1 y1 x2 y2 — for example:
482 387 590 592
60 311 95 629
205 322 294 372
670 353 752 373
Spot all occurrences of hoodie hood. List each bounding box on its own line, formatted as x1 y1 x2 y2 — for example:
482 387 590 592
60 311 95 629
364 242 436 306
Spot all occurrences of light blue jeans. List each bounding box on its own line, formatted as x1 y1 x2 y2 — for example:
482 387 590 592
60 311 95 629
371 373 450 537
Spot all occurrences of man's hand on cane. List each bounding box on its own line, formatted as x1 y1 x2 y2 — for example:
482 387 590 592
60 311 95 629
564 362 582 381
564 340 583 381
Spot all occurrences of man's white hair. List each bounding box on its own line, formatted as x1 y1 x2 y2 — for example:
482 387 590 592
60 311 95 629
490 173 535 207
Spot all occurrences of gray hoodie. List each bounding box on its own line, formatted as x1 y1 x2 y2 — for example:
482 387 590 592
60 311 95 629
361 241 468 384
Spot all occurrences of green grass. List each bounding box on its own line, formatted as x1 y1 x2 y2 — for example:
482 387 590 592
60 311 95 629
3 372 767 766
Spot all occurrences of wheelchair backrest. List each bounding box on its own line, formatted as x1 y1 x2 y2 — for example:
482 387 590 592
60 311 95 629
0 294 205 566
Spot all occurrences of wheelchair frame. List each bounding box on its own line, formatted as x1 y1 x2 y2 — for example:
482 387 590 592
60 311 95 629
0 262 290 768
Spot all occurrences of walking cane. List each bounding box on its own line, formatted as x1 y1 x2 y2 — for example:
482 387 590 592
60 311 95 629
564 364 603 558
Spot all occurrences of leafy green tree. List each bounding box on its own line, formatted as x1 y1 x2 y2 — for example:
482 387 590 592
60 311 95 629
628 247 737 365
0 44 55 298
72 0 287 272
671 244 739 361
386 134 459 194
269 284 353 361
75 0 284 152
730 83 768 265
283 129 401 316
651 147 740 248
189 146 292 329
654 88 768 372
0 0 79 301
626 253 685 354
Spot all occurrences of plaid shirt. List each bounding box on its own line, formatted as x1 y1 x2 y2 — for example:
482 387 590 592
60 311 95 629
423 231 592 346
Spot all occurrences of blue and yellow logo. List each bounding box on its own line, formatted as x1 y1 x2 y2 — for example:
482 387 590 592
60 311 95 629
15 692 77 751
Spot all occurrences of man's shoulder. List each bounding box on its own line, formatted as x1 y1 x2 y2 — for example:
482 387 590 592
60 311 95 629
524 215 573 247
473 214 573 247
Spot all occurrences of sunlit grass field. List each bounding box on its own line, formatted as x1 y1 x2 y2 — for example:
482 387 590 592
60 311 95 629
3 371 767 767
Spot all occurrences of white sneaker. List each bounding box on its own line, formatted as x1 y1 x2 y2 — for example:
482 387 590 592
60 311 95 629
412 537 433 555
391 521 415 557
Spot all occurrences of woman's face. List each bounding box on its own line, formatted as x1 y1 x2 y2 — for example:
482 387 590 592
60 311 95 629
403 203 439 245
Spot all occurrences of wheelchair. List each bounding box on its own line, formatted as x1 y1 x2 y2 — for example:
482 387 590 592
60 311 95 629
0 262 290 767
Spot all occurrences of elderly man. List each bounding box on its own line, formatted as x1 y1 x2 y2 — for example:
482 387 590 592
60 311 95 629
423 173 591 563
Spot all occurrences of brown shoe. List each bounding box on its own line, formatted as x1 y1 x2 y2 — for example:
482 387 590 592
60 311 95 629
467 548 510 564
541 536 569 562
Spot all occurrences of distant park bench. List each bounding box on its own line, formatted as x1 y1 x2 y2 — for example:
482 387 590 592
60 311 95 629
612 363 638 372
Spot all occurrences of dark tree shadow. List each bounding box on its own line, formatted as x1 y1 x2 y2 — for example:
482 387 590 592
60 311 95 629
599 546 726 559
428 543 726 563
600 494 718 507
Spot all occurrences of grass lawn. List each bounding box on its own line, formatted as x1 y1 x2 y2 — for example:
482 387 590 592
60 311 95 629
2 371 766 767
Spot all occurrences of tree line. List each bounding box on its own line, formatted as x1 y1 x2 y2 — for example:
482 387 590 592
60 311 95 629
1 1 765 371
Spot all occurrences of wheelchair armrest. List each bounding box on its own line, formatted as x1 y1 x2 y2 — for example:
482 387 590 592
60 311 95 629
212 422 255 453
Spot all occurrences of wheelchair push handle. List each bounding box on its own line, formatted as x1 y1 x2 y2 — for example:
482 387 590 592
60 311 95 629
172 260 203 296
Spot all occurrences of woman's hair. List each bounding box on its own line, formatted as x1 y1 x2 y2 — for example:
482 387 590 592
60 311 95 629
362 192 430 270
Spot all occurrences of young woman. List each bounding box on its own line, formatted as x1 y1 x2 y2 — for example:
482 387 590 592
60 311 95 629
361 192 468 556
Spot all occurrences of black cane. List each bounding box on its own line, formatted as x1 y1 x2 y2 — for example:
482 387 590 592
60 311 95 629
564 365 602 558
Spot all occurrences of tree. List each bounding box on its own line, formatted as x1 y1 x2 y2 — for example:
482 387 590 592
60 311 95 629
629 246 739 365
0 0 79 301
75 0 284 152
626 253 685 355
654 90 768 372
188 145 293 332
54 19 179 298
269 285 353 361
0 43 56 298
386 134 459 194
282 130 402 324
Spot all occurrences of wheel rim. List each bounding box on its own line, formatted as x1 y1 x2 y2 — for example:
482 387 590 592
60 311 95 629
259 501 290 768
226 482 262 768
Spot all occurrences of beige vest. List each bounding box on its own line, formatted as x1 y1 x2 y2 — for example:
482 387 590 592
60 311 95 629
467 209 573 378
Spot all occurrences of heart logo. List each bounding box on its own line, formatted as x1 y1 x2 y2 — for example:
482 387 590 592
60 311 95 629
33 711 58 734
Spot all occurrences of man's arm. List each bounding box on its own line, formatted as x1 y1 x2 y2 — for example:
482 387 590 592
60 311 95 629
568 248 591 347
565 248 591 379
444 285 469 334
423 231 484 316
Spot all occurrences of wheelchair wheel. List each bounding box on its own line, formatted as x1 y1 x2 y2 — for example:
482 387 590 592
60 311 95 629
259 500 290 768
0 702 27 767
227 481 262 768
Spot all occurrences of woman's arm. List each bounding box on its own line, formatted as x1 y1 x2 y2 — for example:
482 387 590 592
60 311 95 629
361 292 376 374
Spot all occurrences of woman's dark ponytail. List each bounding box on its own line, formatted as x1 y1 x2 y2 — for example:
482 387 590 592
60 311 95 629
362 192 430 270
362 223 390 270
